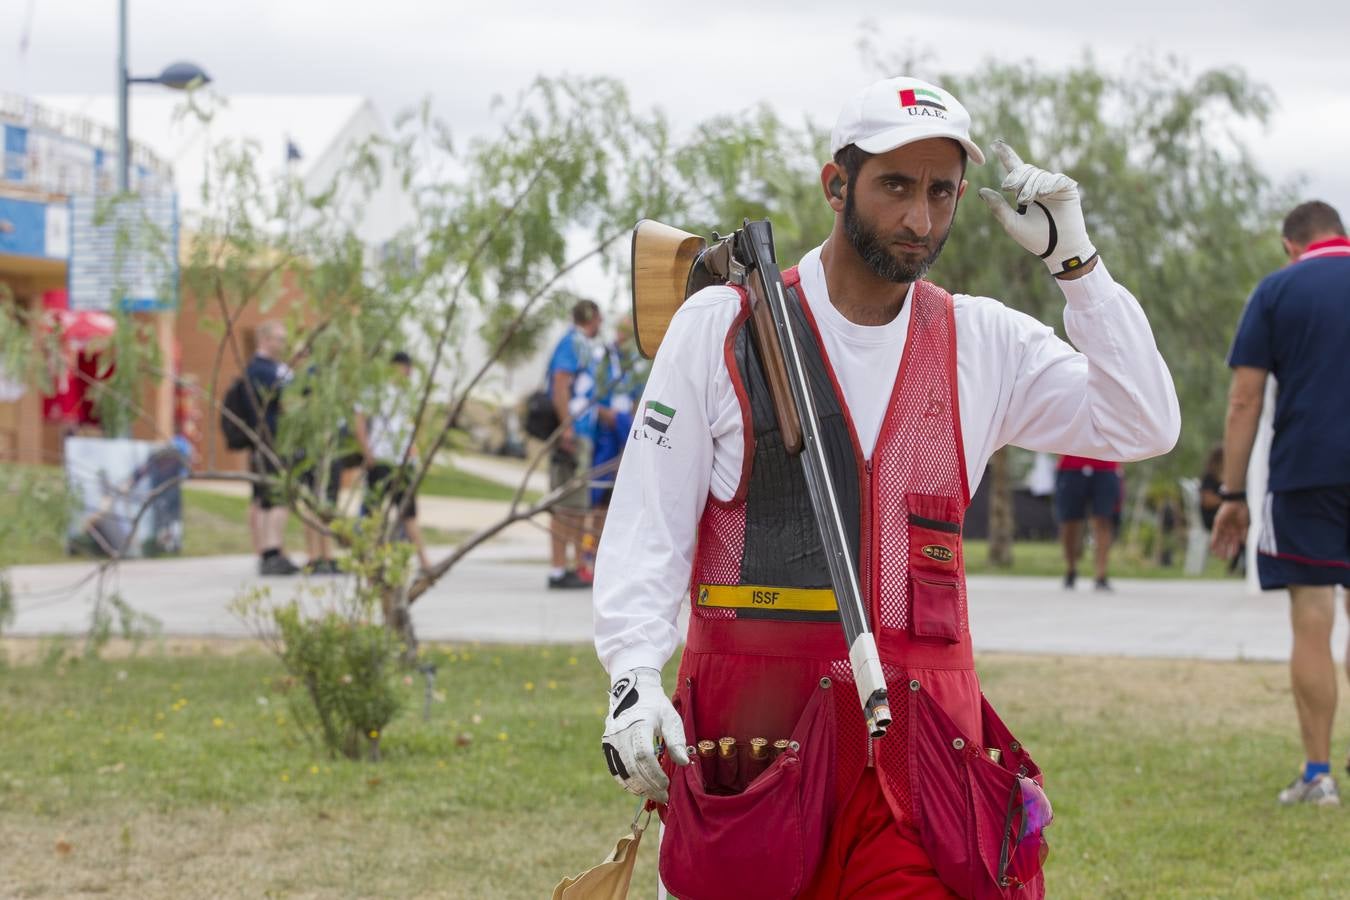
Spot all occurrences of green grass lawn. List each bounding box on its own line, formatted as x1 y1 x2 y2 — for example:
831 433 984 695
418 463 540 504
2 643 1348 898
962 538 1236 579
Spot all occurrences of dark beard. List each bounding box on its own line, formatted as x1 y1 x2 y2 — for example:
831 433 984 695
843 191 950 283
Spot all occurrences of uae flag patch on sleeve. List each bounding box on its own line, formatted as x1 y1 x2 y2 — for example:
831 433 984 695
643 400 676 433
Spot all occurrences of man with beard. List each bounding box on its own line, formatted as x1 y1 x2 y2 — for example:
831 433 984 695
594 76 1179 897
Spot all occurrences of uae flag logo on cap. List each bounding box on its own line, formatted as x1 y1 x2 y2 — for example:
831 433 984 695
899 88 947 112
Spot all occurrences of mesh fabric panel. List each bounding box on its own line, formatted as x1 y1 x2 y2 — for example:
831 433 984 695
871 282 968 632
876 661 914 818
689 502 745 620
828 658 870 813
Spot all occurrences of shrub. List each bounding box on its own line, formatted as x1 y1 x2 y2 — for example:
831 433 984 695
272 603 403 761
234 520 414 761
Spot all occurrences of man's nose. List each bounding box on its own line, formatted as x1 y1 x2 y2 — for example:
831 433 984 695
900 196 933 238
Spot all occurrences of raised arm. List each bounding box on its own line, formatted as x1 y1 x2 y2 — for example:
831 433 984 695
987 265 1181 462
967 140 1180 470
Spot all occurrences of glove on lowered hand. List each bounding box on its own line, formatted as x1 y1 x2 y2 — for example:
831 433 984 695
978 139 1098 277
601 667 689 803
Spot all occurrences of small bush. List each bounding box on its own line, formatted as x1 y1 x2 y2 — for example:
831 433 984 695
272 604 403 760
234 521 414 761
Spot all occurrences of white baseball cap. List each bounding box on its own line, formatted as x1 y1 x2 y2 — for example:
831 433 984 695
830 76 984 166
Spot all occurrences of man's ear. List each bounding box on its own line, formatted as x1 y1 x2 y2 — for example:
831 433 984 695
957 179 968 201
821 162 846 212
1282 237 1299 263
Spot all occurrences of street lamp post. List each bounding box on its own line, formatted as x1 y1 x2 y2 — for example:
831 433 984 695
116 0 211 193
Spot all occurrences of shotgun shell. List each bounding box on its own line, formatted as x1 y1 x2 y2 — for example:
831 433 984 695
986 748 1002 765
772 739 790 758
746 738 771 782
697 740 716 758
716 739 740 793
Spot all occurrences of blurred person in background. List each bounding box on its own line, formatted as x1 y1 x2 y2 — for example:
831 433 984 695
1055 455 1121 591
247 321 299 576
355 351 431 573
298 452 345 575
586 315 650 578
545 299 602 589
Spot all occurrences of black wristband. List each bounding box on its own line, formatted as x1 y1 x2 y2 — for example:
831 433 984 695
1218 488 1247 503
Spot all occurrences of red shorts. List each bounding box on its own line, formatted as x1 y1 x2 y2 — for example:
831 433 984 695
801 768 957 899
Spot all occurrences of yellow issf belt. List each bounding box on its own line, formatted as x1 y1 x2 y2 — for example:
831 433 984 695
697 584 839 616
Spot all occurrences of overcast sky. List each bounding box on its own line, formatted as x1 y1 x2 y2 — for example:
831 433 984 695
5 0 1348 210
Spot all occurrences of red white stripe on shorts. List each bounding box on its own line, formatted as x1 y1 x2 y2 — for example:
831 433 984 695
1257 490 1350 568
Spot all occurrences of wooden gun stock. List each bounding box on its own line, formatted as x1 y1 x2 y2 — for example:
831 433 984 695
747 282 803 455
629 219 803 453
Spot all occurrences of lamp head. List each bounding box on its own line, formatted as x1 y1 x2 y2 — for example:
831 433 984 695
156 61 211 90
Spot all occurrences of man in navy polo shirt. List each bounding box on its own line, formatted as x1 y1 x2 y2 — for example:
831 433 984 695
1214 200 1350 806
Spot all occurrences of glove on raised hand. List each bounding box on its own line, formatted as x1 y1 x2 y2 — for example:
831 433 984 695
978 140 1097 277
601 667 689 803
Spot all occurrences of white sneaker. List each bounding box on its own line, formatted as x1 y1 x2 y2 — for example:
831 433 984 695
1278 773 1340 806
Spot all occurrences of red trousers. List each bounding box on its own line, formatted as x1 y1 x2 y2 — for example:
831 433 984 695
801 769 958 899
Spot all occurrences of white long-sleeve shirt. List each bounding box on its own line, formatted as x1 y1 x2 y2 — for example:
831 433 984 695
594 245 1180 676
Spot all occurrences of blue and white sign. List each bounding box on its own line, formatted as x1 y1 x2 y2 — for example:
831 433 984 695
0 195 69 259
67 193 179 312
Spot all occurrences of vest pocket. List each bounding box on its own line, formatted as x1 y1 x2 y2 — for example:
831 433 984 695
911 576 961 642
906 493 963 642
907 681 1049 899
658 675 836 900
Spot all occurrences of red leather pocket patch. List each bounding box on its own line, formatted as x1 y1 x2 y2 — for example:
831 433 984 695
911 576 960 643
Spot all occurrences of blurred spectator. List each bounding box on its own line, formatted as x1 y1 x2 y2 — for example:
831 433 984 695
246 321 299 576
355 351 431 572
545 299 601 589
588 315 650 570
1055 455 1121 591
299 453 344 575
292 355 352 576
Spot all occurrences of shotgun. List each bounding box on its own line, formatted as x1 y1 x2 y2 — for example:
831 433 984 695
693 220 891 739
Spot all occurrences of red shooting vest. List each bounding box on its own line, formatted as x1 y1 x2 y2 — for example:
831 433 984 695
678 266 979 825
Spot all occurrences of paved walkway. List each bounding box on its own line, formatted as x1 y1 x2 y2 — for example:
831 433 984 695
445 451 549 495
10 537 1343 660
17 454 1344 661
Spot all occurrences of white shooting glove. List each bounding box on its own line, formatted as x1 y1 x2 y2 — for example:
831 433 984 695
601 667 690 803
978 140 1098 277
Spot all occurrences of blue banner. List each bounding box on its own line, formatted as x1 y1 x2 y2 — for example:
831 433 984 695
0 196 46 257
